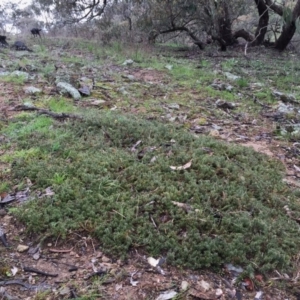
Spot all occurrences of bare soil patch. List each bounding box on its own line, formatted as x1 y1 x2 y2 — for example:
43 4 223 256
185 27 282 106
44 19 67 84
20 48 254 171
0 213 296 300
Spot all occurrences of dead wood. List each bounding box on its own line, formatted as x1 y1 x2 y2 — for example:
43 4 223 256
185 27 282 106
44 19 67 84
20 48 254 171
12 105 83 120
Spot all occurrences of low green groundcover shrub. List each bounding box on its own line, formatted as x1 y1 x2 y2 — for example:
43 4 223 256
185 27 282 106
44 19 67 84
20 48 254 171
8 111 300 273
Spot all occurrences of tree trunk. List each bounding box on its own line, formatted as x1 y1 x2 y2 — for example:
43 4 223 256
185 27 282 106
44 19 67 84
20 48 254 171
217 0 235 46
275 0 300 51
251 0 269 46
275 22 296 51
148 29 159 44
125 16 132 31
265 0 283 16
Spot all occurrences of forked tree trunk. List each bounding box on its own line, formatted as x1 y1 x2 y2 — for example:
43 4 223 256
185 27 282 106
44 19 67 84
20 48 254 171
275 0 300 51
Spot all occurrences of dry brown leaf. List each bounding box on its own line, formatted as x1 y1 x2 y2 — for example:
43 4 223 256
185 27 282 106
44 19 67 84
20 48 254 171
189 288 217 299
170 160 192 170
171 201 192 212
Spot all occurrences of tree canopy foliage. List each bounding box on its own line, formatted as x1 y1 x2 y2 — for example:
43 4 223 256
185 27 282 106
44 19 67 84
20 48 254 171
2 0 300 51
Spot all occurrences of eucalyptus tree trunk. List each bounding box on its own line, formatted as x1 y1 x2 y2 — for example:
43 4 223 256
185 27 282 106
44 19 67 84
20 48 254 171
251 0 269 46
217 0 235 45
207 0 235 50
275 0 300 51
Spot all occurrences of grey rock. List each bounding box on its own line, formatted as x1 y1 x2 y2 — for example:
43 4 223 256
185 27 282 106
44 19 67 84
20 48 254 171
226 84 234 91
23 101 35 108
118 86 129 95
0 71 10 76
24 86 42 94
122 59 134 66
79 77 93 90
167 103 180 110
78 86 91 96
223 72 241 81
126 75 135 81
272 90 297 103
277 102 295 114
56 81 81 100
11 70 29 80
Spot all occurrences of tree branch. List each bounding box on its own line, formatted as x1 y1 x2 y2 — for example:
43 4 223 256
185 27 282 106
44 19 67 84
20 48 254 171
13 105 83 120
265 0 283 16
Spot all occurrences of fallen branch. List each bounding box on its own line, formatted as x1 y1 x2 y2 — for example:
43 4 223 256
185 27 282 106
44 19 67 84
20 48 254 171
49 248 72 253
23 266 58 277
0 279 50 291
12 105 83 120
0 227 9 248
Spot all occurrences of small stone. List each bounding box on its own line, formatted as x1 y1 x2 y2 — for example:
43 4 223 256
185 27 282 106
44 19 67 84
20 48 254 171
78 85 91 96
226 84 234 91
125 75 135 81
199 279 210 291
17 244 29 252
24 86 42 94
56 81 81 100
33 252 40 260
122 59 134 66
167 103 180 110
11 71 29 80
209 129 220 137
95 251 103 258
181 281 189 290
223 72 240 81
165 64 173 70
59 286 70 296
90 99 106 106
101 256 111 263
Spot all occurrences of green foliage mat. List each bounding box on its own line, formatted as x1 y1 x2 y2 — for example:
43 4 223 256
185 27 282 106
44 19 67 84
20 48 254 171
7 112 300 273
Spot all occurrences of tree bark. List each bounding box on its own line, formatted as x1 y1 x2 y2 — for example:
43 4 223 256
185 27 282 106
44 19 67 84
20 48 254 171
275 0 300 51
148 26 205 49
217 0 236 46
265 0 283 16
251 0 269 46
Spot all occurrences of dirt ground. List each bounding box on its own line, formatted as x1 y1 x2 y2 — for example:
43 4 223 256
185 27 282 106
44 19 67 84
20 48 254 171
0 214 297 300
